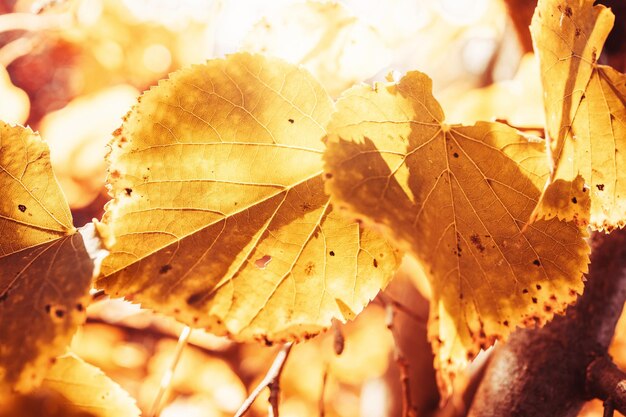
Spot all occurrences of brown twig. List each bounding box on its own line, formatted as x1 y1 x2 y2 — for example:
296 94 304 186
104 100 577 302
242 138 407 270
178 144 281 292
332 320 344 355
587 356 626 415
494 118 546 137
378 293 427 325
0 12 68 33
234 342 293 417
149 326 192 417
383 299 417 417
319 365 328 417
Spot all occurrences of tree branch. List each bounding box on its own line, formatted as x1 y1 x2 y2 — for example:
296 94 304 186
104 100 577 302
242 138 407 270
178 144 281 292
234 343 293 417
383 297 418 417
468 229 626 417
587 356 626 414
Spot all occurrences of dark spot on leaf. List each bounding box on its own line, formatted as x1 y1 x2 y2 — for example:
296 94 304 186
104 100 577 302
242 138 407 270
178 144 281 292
373 258 378 268
453 152 459 158
18 204 26 212
522 289 529 294
575 27 581 37
124 188 132 196
159 264 172 274
304 262 315 275
263 336 273 347
536 284 542 290
571 197 577 204
301 202 311 211
55 309 65 318
532 297 538 304
544 305 552 312
0 293 7 302
288 118 294 124
503 320 509 327
187 292 204 305
460 292 464 299
597 184 605 191
470 233 485 252
533 259 541 266
564 5 572 17
325 172 333 179
255 255 272 269
329 251 335 256
76 303 84 312
45 304 51 313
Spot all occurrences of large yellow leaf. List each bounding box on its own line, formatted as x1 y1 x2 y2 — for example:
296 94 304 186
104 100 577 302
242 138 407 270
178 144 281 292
0 123 93 394
40 354 140 417
323 71 589 392
531 0 626 230
97 53 399 342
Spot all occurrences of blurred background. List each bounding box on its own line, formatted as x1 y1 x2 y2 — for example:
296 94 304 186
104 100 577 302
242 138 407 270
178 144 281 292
0 0 624 416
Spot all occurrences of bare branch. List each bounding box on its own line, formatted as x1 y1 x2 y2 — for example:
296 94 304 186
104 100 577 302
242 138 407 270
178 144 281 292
234 343 293 417
383 299 417 417
587 356 626 415
378 293 427 326
332 320 344 355
149 326 192 417
319 366 328 417
0 12 68 33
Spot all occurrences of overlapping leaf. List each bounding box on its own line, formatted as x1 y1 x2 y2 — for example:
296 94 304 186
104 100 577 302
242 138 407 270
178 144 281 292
97 53 399 343
0 123 93 394
323 71 589 392
40 354 140 417
531 0 626 230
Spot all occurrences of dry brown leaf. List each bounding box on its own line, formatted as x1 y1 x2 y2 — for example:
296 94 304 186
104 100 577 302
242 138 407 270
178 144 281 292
96 53 400 343
323 71 589 393
531 0 626 230
0 123 93 394
40 354 140 417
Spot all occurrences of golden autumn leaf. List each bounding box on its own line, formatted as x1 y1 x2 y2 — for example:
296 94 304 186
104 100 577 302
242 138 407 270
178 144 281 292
323 71 589 392
39 354 140 417
96 53 400 343
0 123 93 394
531 0 626 230
0 390 96 417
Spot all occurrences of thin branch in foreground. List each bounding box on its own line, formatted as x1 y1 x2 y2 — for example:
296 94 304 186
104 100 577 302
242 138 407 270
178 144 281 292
319 365 328 417
149 325 192 417
383 299 417 417
332 320 344 355
378 293 427 326
234 342 293 417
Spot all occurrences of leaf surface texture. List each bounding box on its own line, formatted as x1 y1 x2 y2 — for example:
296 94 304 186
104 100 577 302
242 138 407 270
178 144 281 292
531 0 626 230
323 71 589 391
97 53 399 342
0 123 92 394
40 354 140 417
